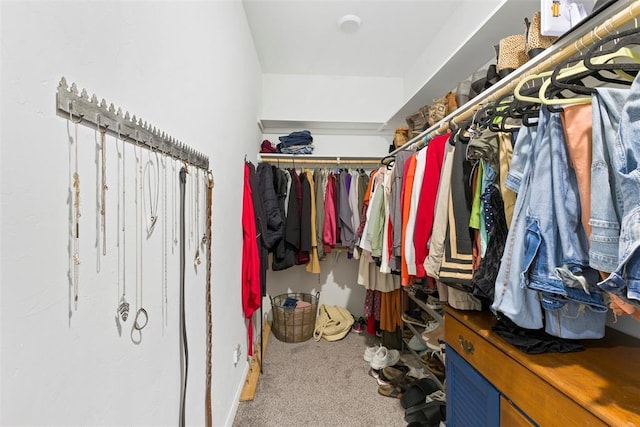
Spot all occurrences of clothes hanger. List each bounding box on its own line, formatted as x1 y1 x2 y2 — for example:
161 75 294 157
514 70 552 103
539 45 639 106
584 25 640 73
546 36 638 97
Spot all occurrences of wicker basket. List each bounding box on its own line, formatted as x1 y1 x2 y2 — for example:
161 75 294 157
271 292 319 343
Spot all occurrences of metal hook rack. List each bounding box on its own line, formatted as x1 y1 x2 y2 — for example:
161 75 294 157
56 77 209 170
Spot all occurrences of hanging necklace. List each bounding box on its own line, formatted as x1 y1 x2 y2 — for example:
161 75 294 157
201 171 208 249
162 153 169 333
189 165 194 250
114 128 126 332
68 110 81 310
101 127 108 257
134 143 148 341
118 133 129 323
173 158 178 250
194 167 201 267
144 148 159 238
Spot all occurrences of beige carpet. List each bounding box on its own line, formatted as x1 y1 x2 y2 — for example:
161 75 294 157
233 331 408 427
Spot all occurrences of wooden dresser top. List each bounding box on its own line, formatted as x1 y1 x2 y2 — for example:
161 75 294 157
445 307 640 426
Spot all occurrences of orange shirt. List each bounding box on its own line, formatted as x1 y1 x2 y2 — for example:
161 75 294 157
401 153 418 286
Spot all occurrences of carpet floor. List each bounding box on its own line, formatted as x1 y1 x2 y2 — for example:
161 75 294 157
233 331 408 427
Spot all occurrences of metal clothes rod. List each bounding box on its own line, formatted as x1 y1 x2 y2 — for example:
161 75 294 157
56 77 209 170
385 0 640 160
258 154 380 165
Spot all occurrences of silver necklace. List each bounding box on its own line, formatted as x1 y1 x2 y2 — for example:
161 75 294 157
133 143 148 342
172 158 178 251
118 132 129 323
162 153 168 333
68 111 81 310
194 167 201 267
101 128 107 256
144 148 159 238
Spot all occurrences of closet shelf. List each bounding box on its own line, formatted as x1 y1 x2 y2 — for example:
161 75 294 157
384 0 540 129
258 153 381 165
385 0 640 157
258 119 394 136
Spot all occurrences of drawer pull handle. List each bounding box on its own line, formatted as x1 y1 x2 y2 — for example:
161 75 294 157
458 335 474 355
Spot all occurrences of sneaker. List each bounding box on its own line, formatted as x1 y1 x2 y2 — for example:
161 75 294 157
370 346 401 370
408 335 428 352
363 345 379 362
402 310 429 327
353 318 364 334
420 353 445 381
425 296 443 310
421 322 445 351
369 368 391 386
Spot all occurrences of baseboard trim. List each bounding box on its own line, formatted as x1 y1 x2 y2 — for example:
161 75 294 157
239 320 272 401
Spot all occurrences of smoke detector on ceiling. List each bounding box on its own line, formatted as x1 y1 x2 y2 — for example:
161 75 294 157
338 14 362 33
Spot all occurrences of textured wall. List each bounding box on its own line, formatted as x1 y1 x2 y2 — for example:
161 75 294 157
0 1 261 425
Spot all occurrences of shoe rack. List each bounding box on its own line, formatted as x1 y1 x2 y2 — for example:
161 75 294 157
401 285 446 390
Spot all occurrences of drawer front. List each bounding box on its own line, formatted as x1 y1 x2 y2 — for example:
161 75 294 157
445 314 606 427
446 346 500 427
500 396 535 427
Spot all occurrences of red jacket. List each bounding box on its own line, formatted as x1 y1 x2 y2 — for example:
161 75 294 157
242 164 261 355
414 134 449 278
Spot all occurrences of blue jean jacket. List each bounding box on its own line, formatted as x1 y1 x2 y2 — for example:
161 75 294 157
522 109 606 338
492 124 543 330
598 74 640 305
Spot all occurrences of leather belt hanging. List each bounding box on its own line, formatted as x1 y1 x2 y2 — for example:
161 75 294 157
205 172 214 427
179 166 188 427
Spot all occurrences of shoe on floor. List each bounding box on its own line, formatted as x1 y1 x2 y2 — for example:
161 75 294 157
364 344 379 362
370 346 401 370
378 384 403 399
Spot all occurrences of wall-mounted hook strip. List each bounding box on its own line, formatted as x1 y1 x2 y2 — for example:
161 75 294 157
56 77 209 170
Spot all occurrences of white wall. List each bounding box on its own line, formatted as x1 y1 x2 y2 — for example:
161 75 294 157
261 73 403 123
0 1 261 426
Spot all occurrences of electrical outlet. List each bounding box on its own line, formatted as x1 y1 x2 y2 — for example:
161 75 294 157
233 344 241 366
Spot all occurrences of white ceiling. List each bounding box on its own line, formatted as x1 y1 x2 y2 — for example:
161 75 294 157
242 0 482 78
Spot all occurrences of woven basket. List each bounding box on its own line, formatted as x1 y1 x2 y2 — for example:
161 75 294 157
527 11 558 57
497 34 529 73
271 292 319 343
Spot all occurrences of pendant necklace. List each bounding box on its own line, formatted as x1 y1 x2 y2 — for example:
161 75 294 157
95 124 101 273
100 127 108 256
173 157 178 251
69 110 81 310
162 153 169 332
134 143 148 342
144 148 159 238
189 165 194 250
194 167 201 267
118 132 129 323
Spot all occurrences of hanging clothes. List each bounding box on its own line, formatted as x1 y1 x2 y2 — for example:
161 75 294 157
304 169 321 274
338 170 354 250
314 168 327 259
323 172 338 253
241 163 261 355
389 151 414 272
246 162 268 296
297 171 311 265
413 134 449 279
400 154 418 286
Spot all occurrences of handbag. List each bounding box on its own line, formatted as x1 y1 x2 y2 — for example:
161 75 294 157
313 304 354 342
